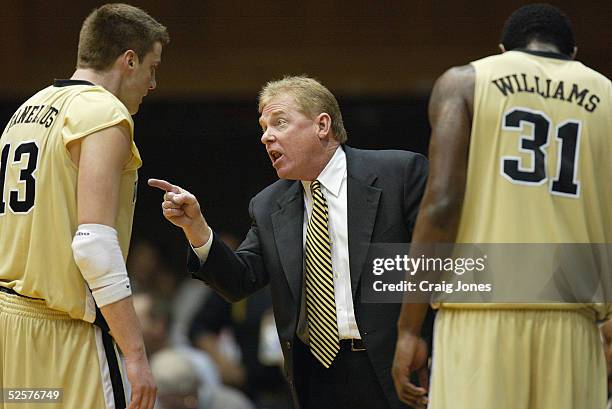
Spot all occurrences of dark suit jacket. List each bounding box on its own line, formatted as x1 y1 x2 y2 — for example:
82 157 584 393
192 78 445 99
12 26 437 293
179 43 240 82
188 146 428 409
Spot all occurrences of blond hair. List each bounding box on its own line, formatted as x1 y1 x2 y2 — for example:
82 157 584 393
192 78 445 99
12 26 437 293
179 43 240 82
77 3 169 71
258 75 348 143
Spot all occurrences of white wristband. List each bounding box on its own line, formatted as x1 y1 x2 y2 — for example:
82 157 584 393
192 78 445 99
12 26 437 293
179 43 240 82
72 223 132 307
92 277 132 308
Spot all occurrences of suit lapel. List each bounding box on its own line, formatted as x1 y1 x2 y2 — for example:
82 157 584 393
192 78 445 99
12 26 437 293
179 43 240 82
346 147 381 297
271 182 304 302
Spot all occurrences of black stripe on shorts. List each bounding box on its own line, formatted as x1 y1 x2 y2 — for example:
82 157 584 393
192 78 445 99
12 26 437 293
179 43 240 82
101 331 127 409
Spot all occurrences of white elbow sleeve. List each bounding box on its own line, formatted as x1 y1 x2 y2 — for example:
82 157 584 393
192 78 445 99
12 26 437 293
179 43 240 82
72 223 132 307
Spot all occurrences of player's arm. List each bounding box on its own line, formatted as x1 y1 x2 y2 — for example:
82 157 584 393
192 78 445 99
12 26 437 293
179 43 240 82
393 65 474 408
69 124 156 409
602 319 612 393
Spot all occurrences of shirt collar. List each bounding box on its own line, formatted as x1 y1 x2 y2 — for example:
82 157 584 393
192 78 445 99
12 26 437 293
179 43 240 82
53 79 96 87
301 146 346 198
513 48 571 61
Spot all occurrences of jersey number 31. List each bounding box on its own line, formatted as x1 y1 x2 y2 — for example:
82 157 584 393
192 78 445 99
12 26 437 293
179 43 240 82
501 107 580 198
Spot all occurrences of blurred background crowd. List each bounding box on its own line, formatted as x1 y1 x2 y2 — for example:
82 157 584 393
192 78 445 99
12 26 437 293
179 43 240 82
128 234 291 409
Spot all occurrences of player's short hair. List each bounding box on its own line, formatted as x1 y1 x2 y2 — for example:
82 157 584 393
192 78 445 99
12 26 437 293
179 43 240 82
501 4 575 56
77 3 169 71
258 75 348 144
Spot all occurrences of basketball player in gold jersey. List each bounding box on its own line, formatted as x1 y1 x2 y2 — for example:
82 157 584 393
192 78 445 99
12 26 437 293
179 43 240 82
0 4 168 409
392 4 611 409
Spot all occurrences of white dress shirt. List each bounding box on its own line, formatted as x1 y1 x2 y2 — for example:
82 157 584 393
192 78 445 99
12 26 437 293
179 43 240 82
194 146 360 340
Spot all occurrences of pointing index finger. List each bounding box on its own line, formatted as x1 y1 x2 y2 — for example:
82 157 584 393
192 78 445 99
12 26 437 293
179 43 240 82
148 178 180 193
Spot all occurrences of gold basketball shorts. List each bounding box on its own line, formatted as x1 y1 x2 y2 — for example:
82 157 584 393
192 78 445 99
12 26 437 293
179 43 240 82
0 289 127 409
429 308 607 409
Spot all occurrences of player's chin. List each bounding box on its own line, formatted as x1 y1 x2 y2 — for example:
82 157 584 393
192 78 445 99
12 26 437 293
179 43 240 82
127 100 142 115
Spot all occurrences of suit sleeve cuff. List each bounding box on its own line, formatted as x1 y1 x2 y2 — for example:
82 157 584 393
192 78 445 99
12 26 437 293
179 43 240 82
191 226 214 264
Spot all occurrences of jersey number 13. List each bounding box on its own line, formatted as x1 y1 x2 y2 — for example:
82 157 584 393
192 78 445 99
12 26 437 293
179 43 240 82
0 141 39 214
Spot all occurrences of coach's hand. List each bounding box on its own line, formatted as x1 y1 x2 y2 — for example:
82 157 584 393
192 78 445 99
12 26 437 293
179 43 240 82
125 351 156 409
392 331 429 408
148 178 210 247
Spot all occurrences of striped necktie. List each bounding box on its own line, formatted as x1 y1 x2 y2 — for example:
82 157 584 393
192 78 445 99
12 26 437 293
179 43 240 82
305 180 340 368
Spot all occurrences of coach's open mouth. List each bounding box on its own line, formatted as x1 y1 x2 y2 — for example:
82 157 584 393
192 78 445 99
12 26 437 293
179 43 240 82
269 150 282 164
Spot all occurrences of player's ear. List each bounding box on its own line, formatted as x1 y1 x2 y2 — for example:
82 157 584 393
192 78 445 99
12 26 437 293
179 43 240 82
570 46 578 60
121 50 138 70
498 44 506 53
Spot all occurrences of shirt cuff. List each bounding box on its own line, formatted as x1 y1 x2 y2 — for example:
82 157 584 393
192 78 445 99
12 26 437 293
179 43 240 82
191 226 214 264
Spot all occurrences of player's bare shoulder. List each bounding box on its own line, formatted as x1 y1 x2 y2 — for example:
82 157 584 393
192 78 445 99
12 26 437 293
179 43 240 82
435 64 474 90
429 64 475 121
434 65 475 113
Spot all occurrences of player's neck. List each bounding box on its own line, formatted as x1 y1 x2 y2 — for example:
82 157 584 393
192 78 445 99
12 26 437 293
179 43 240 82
70 68 122 96
524 40 561 54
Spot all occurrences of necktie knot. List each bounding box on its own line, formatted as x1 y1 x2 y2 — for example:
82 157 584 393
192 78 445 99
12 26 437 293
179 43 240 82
310 180 321 195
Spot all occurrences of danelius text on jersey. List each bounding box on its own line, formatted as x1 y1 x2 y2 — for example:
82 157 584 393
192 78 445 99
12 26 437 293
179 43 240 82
7 105 59 131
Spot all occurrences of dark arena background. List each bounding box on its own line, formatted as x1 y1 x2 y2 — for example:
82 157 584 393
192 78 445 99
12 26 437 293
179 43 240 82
1 1 609 268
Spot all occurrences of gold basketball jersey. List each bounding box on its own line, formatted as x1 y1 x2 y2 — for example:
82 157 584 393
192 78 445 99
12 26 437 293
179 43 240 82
457 50 611 244
0 82 141 322
439 51 612 317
